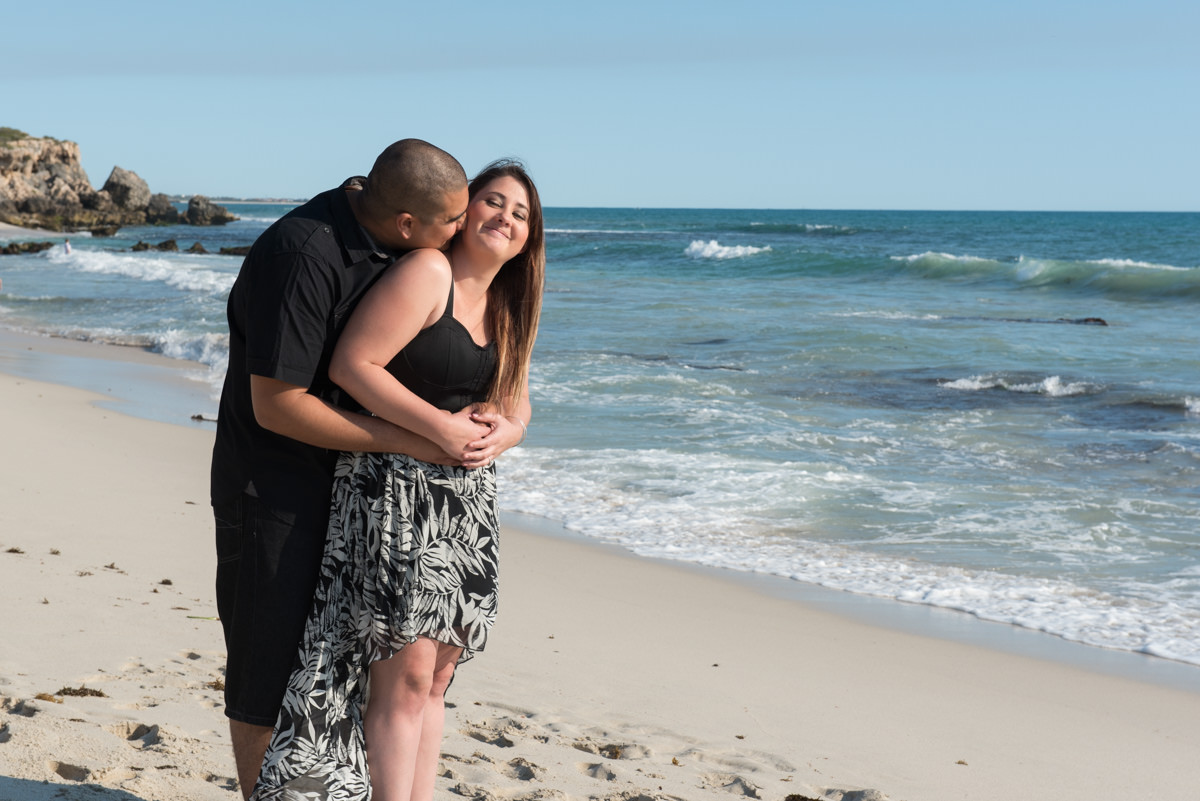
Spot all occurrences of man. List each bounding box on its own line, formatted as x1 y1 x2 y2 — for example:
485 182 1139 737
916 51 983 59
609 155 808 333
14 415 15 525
210 139 478 798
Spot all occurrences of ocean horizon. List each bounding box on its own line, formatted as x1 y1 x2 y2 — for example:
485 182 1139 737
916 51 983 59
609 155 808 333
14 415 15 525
2 203 1198 670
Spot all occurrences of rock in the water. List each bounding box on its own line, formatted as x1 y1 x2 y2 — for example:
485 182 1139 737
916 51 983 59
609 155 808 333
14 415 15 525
101 166 151 211
1 130 237 232
186 195 236 226
1 240 56 255
146 193 181 225
131 239 179 252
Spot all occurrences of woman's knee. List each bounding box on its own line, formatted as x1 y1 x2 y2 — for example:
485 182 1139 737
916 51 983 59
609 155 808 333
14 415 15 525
370 644 438 705
429 645 461 696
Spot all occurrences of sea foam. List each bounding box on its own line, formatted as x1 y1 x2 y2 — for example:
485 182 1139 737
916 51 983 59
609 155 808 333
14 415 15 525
941 374 1099 397
498 446 1200 666
57 249 236 294
685 239 771 259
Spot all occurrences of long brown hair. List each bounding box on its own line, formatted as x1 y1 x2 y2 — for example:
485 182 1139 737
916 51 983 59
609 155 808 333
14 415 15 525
474 160 545 407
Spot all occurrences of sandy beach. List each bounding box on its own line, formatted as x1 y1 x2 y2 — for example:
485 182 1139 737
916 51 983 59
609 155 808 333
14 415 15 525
0 222 63 239
2 335 1200 801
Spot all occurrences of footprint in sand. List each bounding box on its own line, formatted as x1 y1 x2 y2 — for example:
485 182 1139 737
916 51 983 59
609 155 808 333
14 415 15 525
109 721 164 748
47 761 91 782
700 772 762 798
205 773 238 790
3 698 39 717
438 752 498 786
826 791 890 801
677 744 797 776
500 756 542 781
461 714 550 749
95 767 139 783
572 738 651 761
579 761 619 781
466 728 516 748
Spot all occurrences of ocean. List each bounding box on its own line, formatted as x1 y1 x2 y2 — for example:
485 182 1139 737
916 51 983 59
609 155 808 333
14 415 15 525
2 205 1198 667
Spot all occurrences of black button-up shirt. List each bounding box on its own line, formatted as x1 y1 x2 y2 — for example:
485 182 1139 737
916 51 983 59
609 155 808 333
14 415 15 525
210 179 398 513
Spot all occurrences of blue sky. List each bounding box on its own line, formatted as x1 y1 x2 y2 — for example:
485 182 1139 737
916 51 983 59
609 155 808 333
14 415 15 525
5 1 1197 210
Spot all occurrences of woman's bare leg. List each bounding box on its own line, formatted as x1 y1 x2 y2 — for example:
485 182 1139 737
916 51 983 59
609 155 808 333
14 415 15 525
408 644 460 801
364 638 461 801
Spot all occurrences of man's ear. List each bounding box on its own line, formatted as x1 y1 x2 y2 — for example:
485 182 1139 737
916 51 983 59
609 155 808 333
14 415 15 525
395 213 415 241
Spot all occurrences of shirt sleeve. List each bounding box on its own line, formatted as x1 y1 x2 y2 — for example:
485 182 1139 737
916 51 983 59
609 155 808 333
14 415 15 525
243 245 339 390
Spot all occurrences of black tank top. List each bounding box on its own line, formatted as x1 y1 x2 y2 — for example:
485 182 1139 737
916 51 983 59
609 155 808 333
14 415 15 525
385 284 497 412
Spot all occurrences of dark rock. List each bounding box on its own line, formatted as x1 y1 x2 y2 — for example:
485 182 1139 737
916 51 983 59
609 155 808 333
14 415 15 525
132 239 179 252
146 193 181 225
101 166 151 211
18 195 60 215
219 245 253 256
186 241 209 254
1 241 56 255
80 189 116 213
2 135 237 232
186 195 237 226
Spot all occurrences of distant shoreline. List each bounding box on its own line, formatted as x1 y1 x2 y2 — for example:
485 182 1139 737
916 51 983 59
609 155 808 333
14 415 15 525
164 197 303 205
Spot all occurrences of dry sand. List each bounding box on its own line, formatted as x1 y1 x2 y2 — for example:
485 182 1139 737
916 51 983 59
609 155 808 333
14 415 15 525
0 222 63 239
2 342 1200 801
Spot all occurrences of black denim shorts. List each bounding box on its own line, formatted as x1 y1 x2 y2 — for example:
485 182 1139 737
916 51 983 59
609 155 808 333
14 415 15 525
214 493 328 726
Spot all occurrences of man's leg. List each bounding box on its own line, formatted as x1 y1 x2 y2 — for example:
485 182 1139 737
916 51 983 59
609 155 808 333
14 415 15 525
230 721 274 800
215 493 329 799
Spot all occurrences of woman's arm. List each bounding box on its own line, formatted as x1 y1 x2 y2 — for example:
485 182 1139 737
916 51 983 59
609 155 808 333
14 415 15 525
329 250 489 460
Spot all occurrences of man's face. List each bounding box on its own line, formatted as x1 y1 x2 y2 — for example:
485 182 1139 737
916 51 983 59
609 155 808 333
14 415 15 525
405 187 469 250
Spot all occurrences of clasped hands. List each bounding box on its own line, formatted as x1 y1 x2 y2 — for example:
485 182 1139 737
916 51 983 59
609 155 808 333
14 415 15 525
437 403 522 469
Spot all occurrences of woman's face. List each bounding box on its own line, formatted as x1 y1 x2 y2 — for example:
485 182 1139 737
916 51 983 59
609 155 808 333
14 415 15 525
465 175 530 262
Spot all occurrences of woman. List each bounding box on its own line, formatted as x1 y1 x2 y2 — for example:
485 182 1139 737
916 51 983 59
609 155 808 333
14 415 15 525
252 160 545 801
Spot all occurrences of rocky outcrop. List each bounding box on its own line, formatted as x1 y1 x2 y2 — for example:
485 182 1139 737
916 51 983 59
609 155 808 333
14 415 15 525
101 166 151 211
146 193 181 224
1 240 56 255
131 239 180 252
0 129 236 233
186 195 236 226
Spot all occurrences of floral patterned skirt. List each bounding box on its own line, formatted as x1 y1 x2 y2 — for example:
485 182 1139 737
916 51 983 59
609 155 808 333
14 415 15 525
251 452 499 800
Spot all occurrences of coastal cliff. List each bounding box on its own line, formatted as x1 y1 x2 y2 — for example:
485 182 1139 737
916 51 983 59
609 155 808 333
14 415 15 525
0 127 235 233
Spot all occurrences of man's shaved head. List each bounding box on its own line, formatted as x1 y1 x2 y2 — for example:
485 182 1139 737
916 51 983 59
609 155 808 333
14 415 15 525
361 139 467 223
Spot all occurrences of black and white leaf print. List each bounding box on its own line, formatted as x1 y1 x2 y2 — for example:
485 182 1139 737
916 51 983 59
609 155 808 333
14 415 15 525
252 452 498 800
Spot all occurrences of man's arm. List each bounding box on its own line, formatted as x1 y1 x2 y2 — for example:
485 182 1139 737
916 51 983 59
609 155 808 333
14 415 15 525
250 375 454 463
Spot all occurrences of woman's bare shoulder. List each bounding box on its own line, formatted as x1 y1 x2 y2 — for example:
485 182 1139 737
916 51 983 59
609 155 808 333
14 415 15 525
393 247 452 276
372 248 452 296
